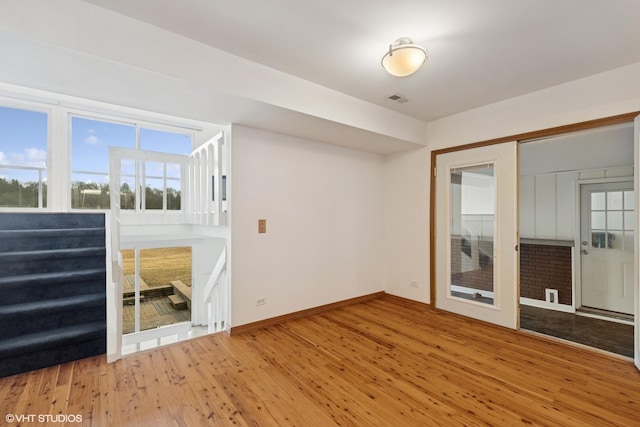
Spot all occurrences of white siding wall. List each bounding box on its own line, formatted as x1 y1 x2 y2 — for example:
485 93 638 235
520 166 633 240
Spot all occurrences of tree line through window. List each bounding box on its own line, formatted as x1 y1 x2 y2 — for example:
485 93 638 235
0 106 48 208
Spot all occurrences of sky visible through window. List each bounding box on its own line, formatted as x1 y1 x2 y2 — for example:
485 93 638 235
0 105 193 208
0 106 48 182
71 116 192 181
1 109 193 179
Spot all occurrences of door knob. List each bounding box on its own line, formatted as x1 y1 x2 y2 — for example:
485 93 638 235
582 241 588 246
582 249 588 255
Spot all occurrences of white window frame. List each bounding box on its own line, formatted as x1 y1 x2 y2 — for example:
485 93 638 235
66 110 196 213
0 97 53 211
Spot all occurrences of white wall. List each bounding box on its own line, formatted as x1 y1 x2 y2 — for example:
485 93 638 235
231 125 385 326
426 63 640 150
383 148 430 302
519 126 634 240
520 166 633 240
383 62 640 303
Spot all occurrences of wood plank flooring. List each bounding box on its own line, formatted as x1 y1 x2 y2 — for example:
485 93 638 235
2 295 640 426
520 304 634 357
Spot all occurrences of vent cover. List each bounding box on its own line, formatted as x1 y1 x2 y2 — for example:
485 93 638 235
386 93 409 103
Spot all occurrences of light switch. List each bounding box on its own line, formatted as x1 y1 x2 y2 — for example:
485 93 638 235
258 219 267 234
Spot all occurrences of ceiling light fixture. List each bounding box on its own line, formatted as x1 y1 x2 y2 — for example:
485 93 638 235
381 37 427 77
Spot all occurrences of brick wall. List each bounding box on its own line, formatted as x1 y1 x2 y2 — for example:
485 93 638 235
451 236 494 292
520 243 572 305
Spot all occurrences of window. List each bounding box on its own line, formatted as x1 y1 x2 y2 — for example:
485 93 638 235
71 116 135 209
140 128 191 212
590 190 635 250
0 106 48 208
70 116 192 210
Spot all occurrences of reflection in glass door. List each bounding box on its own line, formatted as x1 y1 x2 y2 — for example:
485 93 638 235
450 164 495 305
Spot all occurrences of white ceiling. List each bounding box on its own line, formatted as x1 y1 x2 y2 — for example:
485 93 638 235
520 123 634 175
82 0 640 123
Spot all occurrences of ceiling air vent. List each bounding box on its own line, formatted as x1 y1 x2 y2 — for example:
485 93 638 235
386 93 409 103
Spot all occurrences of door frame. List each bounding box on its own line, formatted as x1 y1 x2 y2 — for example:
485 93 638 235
429 112 639 356
430 112 638 307
574 178 634 314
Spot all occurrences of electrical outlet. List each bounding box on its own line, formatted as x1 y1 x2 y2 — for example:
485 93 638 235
409 280 419 288
256 297 267 306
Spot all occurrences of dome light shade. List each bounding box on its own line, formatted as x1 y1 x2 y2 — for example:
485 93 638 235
381 37 427 77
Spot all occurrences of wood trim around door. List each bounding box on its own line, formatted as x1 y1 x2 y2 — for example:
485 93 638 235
429 111 640 309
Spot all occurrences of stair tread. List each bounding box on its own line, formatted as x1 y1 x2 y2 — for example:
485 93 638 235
0 227 104 235
0 293 105 316
0 322 106 357
0 247 105 258
0 268 105 285
0 213 104 230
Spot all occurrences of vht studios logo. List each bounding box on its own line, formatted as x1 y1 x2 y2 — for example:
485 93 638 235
5 413 83 423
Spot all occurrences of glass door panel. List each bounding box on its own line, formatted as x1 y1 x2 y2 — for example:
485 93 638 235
450 164 495 305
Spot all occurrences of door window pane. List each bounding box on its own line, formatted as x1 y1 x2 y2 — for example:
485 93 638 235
624 211 635 230
624 231 634 251
591 212 606 229
607 191 623 210
450 164 494 305
591 192 606 210
608 211 623 230
624 191 635 210
590 188 635 249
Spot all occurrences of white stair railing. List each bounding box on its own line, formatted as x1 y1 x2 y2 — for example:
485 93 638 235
107 148 123 361
204 246 227 333
190 132 225 226
107 140 229 359
121 322 191 355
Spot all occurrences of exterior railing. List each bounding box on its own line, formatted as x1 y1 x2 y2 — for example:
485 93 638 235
204 246 227 333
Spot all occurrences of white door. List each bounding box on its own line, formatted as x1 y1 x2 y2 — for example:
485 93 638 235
435 142 519 329
580 181 635 315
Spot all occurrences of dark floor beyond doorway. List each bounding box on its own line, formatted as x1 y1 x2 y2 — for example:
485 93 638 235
520 305 634 358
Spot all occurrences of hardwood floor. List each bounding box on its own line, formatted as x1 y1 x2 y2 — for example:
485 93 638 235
520 304 634 357
2 295 640 426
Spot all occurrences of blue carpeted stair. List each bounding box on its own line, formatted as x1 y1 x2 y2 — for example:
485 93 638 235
0 213 106 378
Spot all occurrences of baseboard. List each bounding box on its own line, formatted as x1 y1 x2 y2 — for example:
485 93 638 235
230 291 386 335
520 297 575 313
382 293 432 311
